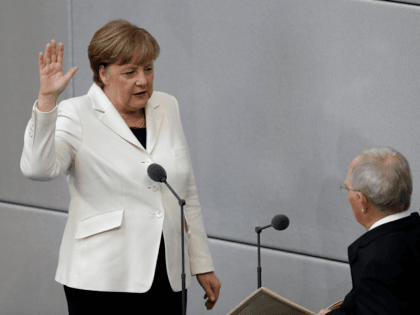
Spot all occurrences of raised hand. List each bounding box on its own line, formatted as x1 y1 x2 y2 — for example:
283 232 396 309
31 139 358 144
38 39 78 111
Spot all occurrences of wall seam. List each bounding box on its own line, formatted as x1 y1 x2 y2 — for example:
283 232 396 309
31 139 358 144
376 0 420 7
0 200 348 263
0 200 68 214
207 234 349 264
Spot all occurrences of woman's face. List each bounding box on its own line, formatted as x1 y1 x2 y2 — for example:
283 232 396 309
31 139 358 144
100 49 154 116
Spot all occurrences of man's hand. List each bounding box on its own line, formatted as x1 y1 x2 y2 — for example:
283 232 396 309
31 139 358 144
317 309 331 315
196 271 221 310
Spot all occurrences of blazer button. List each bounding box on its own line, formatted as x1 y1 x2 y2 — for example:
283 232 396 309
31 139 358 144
152 184 158 191
156 211 163 218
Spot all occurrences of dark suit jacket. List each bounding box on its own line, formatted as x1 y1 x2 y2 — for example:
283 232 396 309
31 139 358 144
329 212 420 315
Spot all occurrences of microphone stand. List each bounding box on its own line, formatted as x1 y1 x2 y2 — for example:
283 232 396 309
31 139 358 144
255 224 271 289
162 180 187 315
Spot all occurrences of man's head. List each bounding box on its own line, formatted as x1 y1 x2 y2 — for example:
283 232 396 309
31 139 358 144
345 146 412 229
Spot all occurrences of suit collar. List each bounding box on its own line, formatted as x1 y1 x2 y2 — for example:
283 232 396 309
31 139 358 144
348 212 420 264
87 83 163 153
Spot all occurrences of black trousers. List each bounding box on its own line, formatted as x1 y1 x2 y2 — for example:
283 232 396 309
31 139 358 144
63 234 187 314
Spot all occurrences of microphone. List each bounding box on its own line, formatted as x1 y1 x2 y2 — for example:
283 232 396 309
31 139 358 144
255 214 289 289
271 214 290 230
147 163 167 182
146 163 187 315
255 214 289 233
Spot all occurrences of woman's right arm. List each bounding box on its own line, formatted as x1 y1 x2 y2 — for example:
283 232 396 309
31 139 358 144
20 40 80 180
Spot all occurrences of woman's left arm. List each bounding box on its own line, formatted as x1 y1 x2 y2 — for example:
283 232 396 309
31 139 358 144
185 170 221 310
172 96 221 309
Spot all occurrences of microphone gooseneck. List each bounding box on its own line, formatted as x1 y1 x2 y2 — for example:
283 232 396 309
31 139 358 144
146 162 186 315
255 214 289 289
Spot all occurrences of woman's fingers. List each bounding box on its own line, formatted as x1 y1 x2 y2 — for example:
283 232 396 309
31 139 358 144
38 39 76 98
51 39 57 63
43 43 48 60
57 42 64 65
45 43 51 65
38 52 44 70
39 40 63 74
41 40 63 68
64 66 79 81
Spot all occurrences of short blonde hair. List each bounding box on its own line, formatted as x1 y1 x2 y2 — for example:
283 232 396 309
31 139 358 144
88 19 160 89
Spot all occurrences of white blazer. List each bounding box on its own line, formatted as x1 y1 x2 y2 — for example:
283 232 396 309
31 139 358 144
20 83 215 293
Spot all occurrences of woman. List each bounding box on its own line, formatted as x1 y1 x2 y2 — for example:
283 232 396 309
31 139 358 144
21 19 220 314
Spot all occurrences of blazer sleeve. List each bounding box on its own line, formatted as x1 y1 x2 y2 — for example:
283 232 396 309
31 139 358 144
328 310 349 315
173 97 215 276
20 100 82 181
327 294 355 315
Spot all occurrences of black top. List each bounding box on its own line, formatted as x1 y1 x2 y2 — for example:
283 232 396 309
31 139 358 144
130 128 146 150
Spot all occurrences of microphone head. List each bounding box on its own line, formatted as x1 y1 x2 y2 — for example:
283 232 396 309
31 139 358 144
272 215 289 231
147 163 167 182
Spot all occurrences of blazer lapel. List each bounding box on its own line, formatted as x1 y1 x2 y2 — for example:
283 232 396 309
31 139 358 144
88 83 163 152
348 237 362 265
145 92 163 154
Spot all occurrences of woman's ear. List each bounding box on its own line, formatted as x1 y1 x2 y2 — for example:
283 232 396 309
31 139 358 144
99 65 109 86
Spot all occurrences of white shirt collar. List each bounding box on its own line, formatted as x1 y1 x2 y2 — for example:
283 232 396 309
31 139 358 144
369 211 411 231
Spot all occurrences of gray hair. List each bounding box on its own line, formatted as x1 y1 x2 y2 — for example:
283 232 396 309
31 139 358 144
349 146 412 215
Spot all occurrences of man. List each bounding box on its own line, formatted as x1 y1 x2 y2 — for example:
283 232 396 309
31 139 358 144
318 146 420 315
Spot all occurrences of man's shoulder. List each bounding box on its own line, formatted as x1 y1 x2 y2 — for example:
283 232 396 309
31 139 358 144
377 212 420 234
364 215 420 263
389 212 420 239
375 214 420 243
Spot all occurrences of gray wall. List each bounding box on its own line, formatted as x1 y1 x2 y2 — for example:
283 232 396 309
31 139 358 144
2 0 420 314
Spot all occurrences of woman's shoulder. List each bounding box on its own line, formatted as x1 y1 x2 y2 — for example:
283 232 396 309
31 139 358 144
59 93 91 106
58 93 93 112
150 91 178 105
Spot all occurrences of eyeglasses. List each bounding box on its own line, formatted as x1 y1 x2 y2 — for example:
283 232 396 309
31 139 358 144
340 183 360 194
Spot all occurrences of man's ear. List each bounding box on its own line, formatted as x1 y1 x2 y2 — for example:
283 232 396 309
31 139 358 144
99 65 109 86
358 193 370 213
